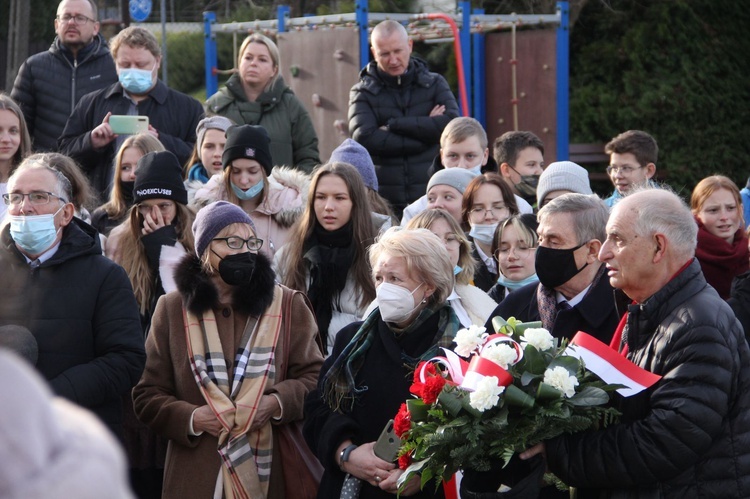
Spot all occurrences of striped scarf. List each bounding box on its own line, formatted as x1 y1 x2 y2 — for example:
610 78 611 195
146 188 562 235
185 285 283 499
322 304 461 413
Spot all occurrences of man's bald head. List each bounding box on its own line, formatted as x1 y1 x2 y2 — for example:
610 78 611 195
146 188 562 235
370 20 412 77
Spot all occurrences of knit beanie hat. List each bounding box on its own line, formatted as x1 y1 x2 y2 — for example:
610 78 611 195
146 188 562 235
330 139 379 191
222 125 273 174
536 161 593 206
133 151 188 205
196 115 233 151
192 201 256 257
426 168 477 195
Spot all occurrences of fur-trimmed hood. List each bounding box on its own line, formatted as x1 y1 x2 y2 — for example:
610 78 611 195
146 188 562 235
174 251 277 316
188 166 309 229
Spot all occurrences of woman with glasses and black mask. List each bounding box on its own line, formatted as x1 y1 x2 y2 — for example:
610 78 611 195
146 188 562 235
134 200 324 499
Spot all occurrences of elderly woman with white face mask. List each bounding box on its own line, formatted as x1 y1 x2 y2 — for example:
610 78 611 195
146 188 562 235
304 227 459 499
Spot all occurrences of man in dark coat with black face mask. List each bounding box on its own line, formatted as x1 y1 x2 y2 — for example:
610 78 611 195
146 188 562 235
496 193 625 344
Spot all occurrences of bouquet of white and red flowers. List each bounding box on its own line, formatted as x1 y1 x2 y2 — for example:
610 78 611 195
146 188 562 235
394 317 629 494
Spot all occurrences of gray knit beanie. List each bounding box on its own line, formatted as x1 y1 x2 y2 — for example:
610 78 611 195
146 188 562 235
426 168 478 195
536 161 593 206
195 116 234 151
329 139 379 191
193 201 256 257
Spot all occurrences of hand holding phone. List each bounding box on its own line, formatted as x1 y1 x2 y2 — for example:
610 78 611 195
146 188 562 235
373 419 401 462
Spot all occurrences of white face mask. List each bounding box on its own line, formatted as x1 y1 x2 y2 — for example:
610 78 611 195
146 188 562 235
467 164 482 176
469 223 498 246
377 282 424 324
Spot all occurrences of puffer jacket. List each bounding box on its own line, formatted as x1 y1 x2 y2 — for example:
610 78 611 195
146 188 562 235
0 218 146 437
11 34 118 152
545 260 750 498
205 74 320 173
348 58 459 211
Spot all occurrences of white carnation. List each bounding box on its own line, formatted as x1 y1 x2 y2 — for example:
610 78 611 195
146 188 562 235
482 343 518 370
469 376 505 412
543 366 579 398
454 325 487 357
521 328 555 351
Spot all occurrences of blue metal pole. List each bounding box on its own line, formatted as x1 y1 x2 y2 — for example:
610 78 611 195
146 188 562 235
472 8 486 127
458 1 472 117
203 11 218 98
355 0 369 69
556 1 570 160
277 5 290 33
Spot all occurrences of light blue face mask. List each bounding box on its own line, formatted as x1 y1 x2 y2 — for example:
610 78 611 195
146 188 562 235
467 164 482 176
231 179 264 200
118 66 155 94
9 206 63 256
453 265 463 276
497 272 539 291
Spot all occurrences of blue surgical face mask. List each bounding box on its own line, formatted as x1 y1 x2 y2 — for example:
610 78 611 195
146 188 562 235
10 206 63 256
497 272 539 291
453 265 463 276
232 179 264 200
118 65 156 94
467 164 482 176
469 222 498 246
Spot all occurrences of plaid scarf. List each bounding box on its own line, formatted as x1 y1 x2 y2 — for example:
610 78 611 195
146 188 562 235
322 304 461 413
185 286 283 499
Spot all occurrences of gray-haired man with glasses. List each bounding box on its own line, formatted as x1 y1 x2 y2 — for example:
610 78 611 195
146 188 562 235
0 157 145 438
11 0 117 152
603 130 659 208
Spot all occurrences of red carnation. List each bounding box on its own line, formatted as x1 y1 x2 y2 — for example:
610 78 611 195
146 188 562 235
422 374 446 404
398 451 413 470
394 403 411 437
409 361 437 398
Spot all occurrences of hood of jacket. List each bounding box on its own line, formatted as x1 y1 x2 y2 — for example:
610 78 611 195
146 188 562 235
358 57 438 95
174 250 276 316
190 166 309 228
208 73 293 114
1 217 102 266
49 32 111 66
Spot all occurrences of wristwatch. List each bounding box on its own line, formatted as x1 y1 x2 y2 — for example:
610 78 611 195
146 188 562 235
339 443 358 468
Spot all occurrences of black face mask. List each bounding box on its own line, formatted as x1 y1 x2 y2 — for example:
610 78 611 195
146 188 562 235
121 181 135 206
215 251 257 286
535 242 588 289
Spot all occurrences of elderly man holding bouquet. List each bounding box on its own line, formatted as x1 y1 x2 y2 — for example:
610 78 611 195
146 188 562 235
521 188 750 498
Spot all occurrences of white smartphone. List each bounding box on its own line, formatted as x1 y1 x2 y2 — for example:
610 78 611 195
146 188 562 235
109 115 149 135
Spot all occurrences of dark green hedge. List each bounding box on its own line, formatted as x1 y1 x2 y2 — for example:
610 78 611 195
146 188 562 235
569 0 750 195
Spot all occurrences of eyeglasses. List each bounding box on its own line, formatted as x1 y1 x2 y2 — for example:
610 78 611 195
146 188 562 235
495 245 535 260
213 236 264 251
56 14 96 24
469 205 509 219
606 165 644 176
2 191 67 206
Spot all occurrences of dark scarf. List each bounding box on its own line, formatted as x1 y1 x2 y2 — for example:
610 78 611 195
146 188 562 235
303 221 355 349
695 219 749 299
322 304 461 413
536 264 607 331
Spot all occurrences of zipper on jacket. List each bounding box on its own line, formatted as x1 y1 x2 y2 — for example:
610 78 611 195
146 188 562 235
397 75 401 86
71 59 78 114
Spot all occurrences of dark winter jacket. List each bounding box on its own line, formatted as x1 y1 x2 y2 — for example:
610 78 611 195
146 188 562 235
0 218 146 436
59 80 204 199
728 270 750 342
10 34 118 152
303 314 446 499
495 264 625 344
206 74 320 173
545 260 750 498
348 58 459 212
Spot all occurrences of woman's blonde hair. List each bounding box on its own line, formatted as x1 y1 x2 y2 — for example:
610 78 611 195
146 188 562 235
279 162 377 308
368 227 454 306
101 134 165 219
117 203 196 315
237 34 281 90
491 214 539 272
691 175 744 226
406 209 476 285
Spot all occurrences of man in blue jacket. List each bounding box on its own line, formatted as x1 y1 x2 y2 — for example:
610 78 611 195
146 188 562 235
11 0 118 152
